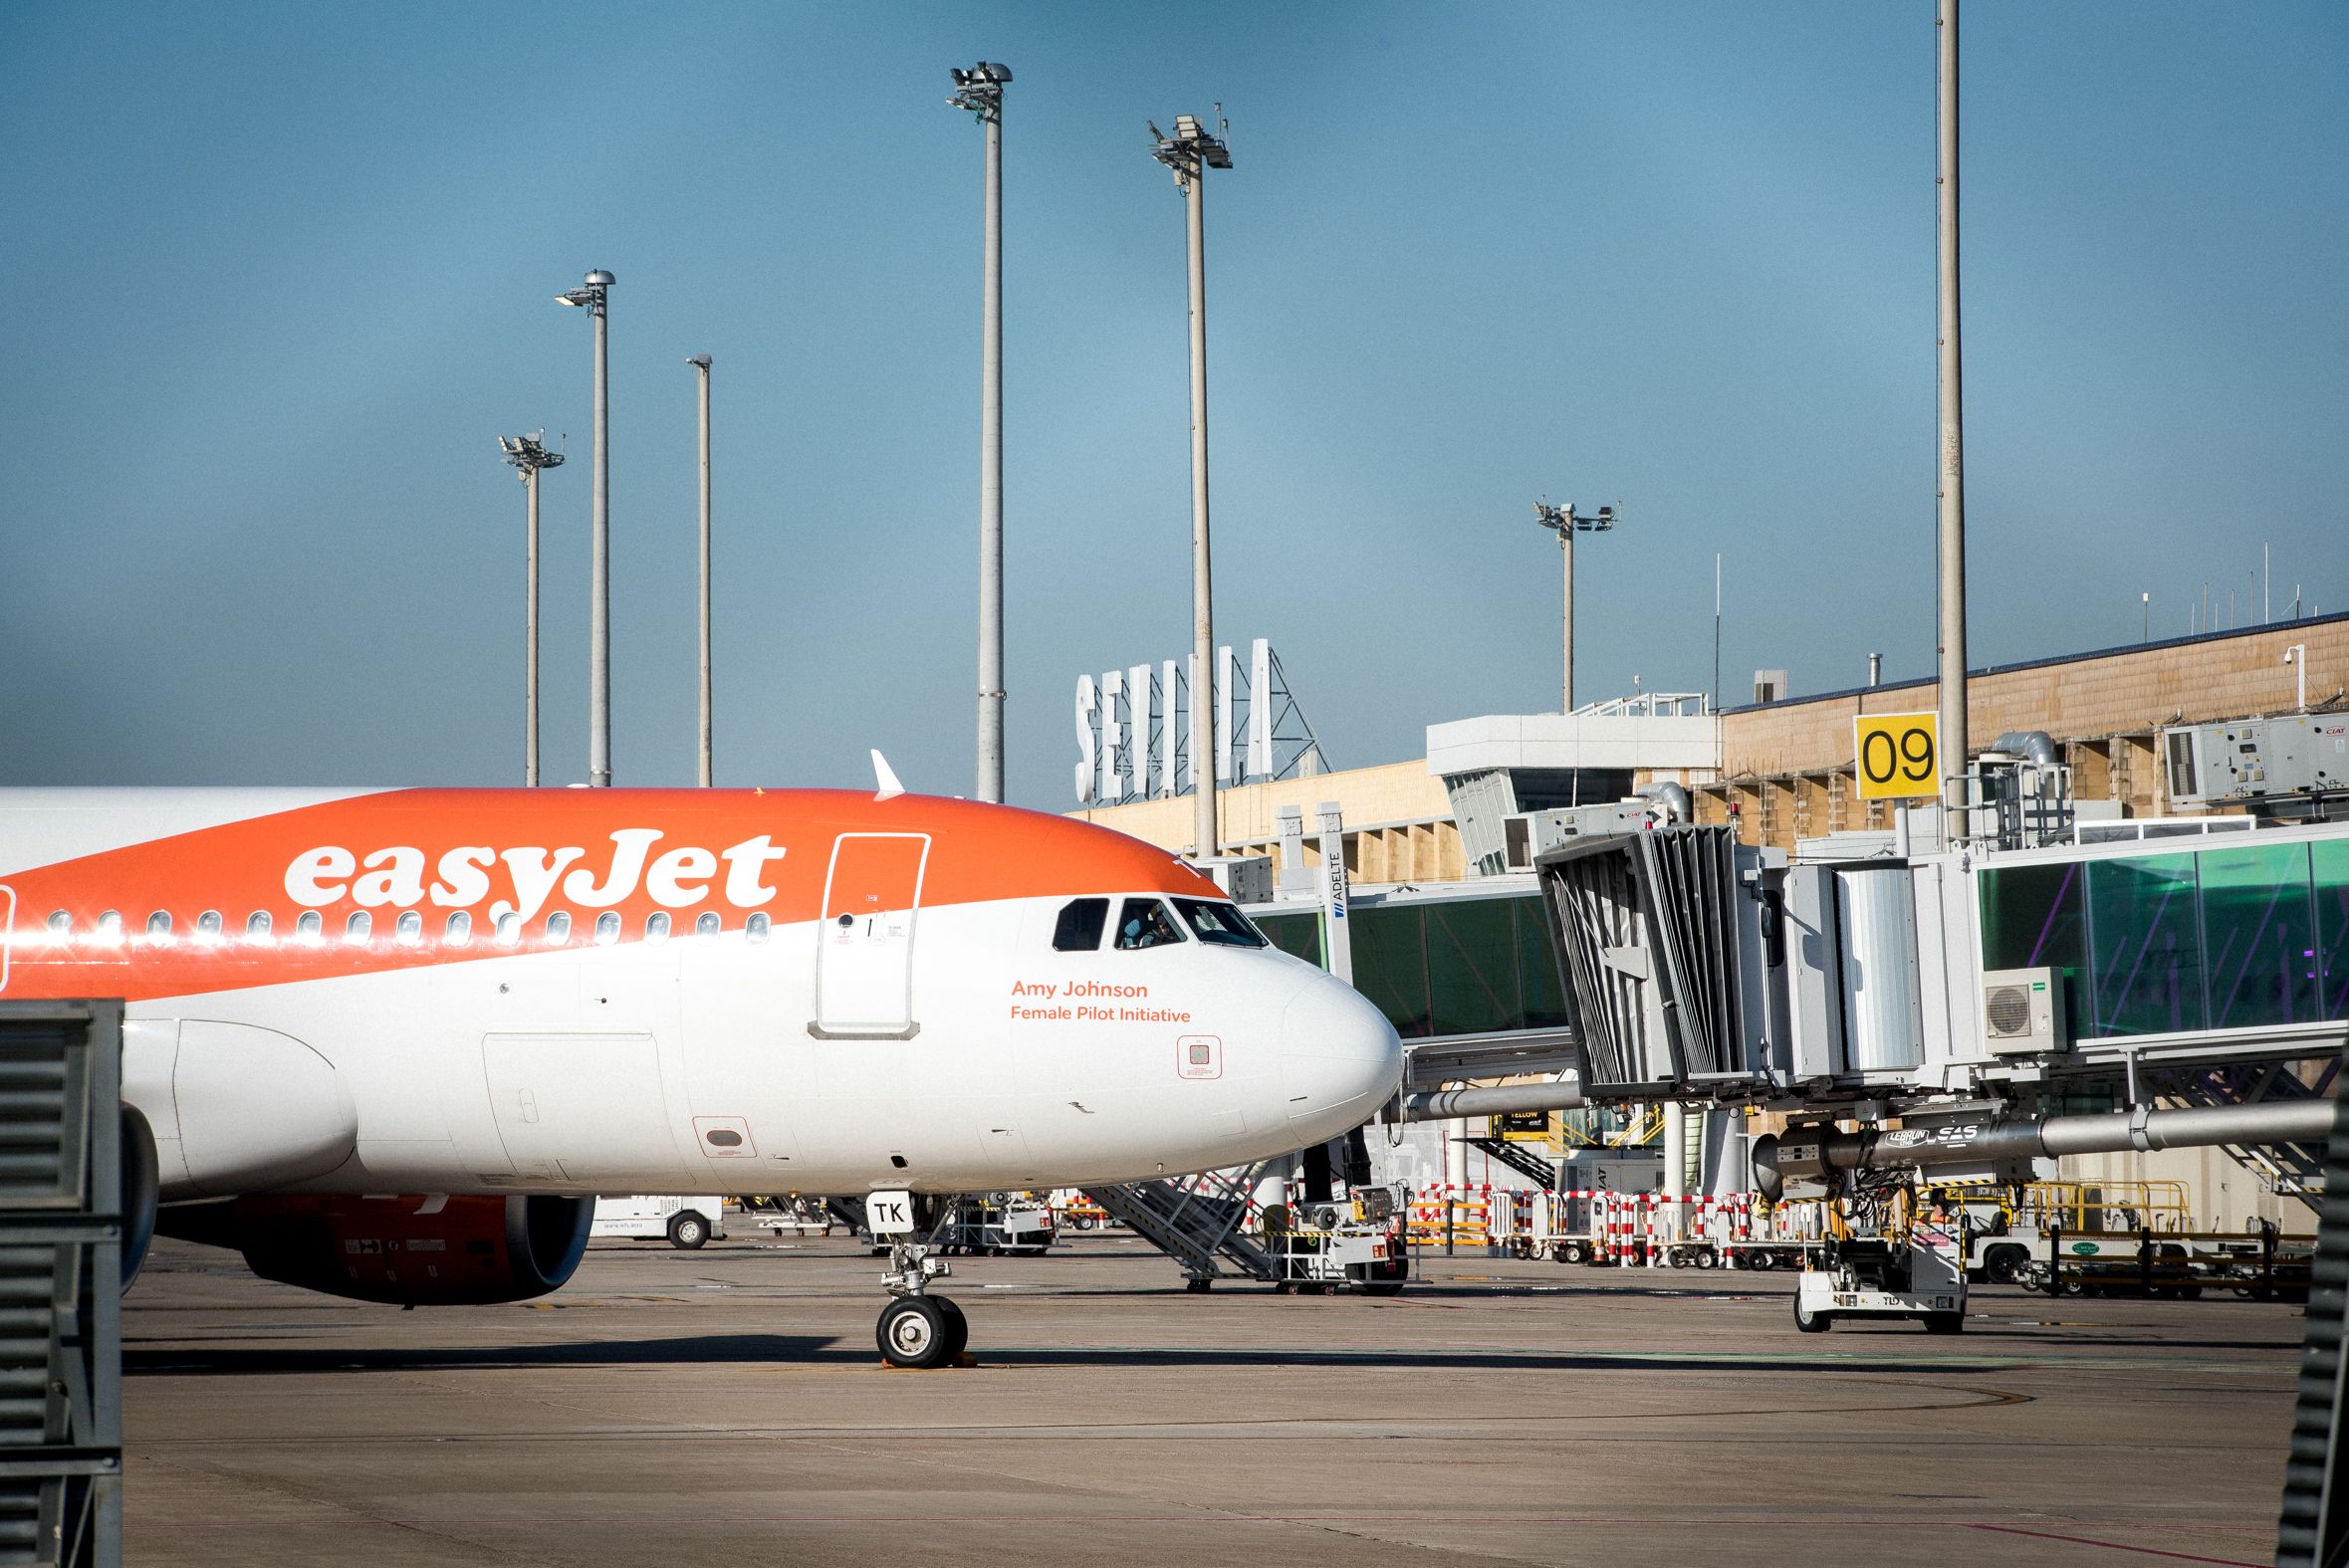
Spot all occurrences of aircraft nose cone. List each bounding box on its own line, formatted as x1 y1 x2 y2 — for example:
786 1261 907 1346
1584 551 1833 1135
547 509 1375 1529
1280 977 1403 1141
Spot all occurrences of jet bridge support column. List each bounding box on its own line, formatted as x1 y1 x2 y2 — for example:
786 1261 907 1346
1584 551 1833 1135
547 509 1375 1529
1662 1103 1688 1242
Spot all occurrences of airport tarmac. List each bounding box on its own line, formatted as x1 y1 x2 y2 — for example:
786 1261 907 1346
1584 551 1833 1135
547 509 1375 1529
123 1232 2301 1567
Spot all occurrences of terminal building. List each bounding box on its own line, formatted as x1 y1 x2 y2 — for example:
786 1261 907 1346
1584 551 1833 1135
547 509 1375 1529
1077 613 2347 870
1072 613 2348 1228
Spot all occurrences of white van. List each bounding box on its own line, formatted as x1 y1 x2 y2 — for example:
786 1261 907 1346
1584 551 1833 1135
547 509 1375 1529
592 1196 727 1249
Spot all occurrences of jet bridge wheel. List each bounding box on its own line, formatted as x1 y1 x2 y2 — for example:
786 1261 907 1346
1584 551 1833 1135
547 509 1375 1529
877 1296 961 1369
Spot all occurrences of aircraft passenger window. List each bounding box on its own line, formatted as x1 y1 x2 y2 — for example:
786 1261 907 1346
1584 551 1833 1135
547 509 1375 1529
444 910 472 946
494 911 522 947
1053 898 1109 952
245 911 273 941
1172 898 1269 949
645 912 671 944
1113 899 1186 951
746 912 771 944
145 911 172 940
295 911 322 943
195 910 223 942
96 911 123 946
344 911 371 946
545 911 572 944
593 911 622 946
45 911 69 941
695 911 722 938
394 911 424 947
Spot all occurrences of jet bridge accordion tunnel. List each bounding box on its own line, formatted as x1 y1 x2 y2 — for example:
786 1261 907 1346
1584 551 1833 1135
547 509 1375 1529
1528 820 1993 1106
1532 824 1775 1100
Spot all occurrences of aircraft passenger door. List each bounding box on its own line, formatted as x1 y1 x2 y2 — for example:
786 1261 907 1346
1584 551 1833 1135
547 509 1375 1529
812 833 930 1039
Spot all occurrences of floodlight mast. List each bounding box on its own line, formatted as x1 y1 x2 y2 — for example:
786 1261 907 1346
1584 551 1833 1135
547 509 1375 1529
1151 109 1233 860
556 269 615 785
949 62 1012 803
687 355 713 787
1532 499 1618 714
1934 1 1970 841
499 434 566 786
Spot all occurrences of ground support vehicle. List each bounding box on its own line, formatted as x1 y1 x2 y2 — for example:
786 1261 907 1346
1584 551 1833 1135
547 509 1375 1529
749 1196 837 1236
1527 1190 1822 1270
1713 1236 1819 1271
1053 1191 1112 1231
1793 1229 1967 1334
1269 1185 1409 1294
2028 1222 2313 1301
934 1194 1056 1255
590 1195 727 1249
1269 1225 1408 1294
1963 1181 2196 1284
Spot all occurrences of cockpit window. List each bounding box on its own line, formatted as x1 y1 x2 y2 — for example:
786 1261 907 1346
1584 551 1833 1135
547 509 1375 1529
1053 898 1108 952
1113 898 1186 951
1172 898 1268 948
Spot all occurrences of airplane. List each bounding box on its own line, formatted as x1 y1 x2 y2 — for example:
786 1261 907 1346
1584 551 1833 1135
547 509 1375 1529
0 784 1402 1368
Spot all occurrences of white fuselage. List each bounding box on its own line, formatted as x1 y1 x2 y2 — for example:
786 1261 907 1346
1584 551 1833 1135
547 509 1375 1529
1 787 1402 1206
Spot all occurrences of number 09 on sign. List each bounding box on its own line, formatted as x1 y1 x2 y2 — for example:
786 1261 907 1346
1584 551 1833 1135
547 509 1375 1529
1853 713 1939 801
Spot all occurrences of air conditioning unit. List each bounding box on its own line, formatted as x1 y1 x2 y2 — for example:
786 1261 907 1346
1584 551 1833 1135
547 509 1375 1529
1981 967 2067 1056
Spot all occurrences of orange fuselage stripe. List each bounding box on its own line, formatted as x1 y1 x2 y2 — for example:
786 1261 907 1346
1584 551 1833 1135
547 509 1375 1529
1 788 1216 1002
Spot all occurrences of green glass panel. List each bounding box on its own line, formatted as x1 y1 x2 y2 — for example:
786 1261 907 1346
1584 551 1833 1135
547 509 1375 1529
2084 853 2203 1035
1514 898 1572 1028
1255 911 1322 969
1348 905 1431 1038
2318 839 2349 1021
2197 840 2317 1029
1427 900 1518 1035
1979 862 2087 974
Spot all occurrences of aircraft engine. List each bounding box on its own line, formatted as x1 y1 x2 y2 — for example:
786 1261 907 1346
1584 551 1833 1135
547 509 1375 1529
178 1193 593 1306
120 1103 159 1289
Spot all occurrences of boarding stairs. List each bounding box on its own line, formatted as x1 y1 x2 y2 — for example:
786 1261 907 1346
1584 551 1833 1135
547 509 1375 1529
1464 1136 1560 1190
822 1196 868 1233
1090 1163 1281 1286
2153 1058 2338 1214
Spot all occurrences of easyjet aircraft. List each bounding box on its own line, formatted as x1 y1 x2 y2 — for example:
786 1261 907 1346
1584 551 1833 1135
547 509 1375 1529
0 784 1401 1366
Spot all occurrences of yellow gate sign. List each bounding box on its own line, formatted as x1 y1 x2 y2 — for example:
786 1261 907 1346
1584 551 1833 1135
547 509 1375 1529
1853 712 1939 800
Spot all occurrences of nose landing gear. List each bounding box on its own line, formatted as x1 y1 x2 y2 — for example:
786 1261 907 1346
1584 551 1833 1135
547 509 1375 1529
870 1193 970 1370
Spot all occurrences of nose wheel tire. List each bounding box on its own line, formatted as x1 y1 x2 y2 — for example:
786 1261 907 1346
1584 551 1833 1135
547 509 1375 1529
936 1296 969 1360
878 1296 961 1369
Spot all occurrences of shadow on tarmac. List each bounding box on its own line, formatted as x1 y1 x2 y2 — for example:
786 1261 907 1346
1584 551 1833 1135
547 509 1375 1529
123 1333 841 1375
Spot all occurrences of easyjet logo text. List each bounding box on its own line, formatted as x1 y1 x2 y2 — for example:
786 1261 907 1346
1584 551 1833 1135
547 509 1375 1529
284 832 788 923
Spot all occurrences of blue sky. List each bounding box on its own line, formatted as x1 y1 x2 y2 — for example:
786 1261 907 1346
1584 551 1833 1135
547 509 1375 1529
2 3 2342 806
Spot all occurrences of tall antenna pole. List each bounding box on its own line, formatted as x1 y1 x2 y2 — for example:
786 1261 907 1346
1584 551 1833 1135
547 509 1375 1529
1713 552 1723 712
951 63 1013 803
1153 112 1233 860
1934 1 1969 841
688 355 714 786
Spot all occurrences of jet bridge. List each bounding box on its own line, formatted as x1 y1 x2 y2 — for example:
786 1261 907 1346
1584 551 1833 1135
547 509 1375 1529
1500 816 2348 1103
1388 811 2349 1221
